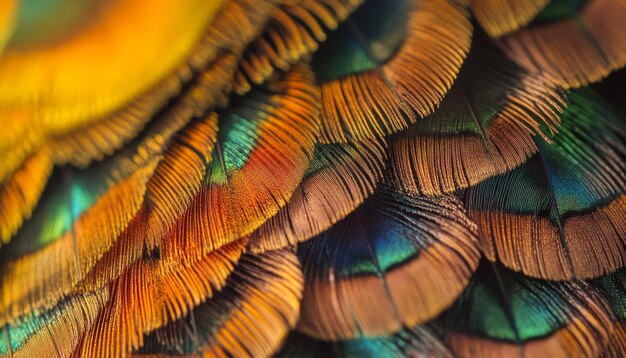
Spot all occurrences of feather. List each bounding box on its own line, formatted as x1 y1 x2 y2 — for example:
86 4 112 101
471 0 548 37
46 0 278 168
277 326 453 358
297 184 480 340
388 44 565 196
136 249 303 357
0 113 41 186
444 262 613 357
142 113 219 248
0 155 158 326
160 64 320 266
74 209 148 296
465 89 626 280
233 0 364 95
76 240 245 357
502 0 626 88
26 56 257 301
0 1 625 357
0 0 227 173
249 139 387 252
97 53 236 256
605 322 626 358
0 149 52 245
36 75 225 299
0 0 278 183
313 0 472 142
44 63 227 300
0 0 16 54
0 288 107 357
595 268 626 357
0 91 213 320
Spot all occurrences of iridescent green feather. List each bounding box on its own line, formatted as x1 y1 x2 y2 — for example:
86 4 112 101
444 262 613 356
467 89 625 221
312 0 409 80
0 160 132 259
277 327 452 358
530 0 588 24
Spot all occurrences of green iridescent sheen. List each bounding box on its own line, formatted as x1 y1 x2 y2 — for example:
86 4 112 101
303 145 342 178
298 188 431 277
531 0 588 25
447 264 570 341
341 222 418 276
313 0 409 81
0 312 45 354
206 92 270 185
596 269 626 319
468 89 625 221
6 168 107 256
277 327 449 358
415 48 529 136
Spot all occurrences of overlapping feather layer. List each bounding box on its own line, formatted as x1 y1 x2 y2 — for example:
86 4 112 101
0 0 625 357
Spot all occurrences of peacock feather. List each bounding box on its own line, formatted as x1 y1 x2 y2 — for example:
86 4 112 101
0 0 625 357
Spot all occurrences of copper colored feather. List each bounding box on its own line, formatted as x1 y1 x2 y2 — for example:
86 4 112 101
0 0 625 357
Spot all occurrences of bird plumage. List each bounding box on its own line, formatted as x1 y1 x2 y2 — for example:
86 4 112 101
0 0 625 357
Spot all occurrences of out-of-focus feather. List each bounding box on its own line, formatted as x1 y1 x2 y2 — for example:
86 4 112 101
0 0 226 176
502 0 626 88
388 45 565 196
13 54 252 306
465 89 626 280
0 0 16 54
160 64 320 266
2 0 263 255
44 78 223 299
471 0 548 37
0 0 278 184
0 113 41 186
76 240 245 357
57 58 257 304
100 53 237 257
233 0 364 95
46 0 278 168
297 185 479 340
136 249 303 357
0 157 158 327
277 326 453 358
0 289 107 357
313 0 472 143
445 263 613 357
249 139 386 252
0 149 52 245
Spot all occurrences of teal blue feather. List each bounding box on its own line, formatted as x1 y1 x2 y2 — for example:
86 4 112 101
312 0 409 81
276 327 452 358
444 262 613 357
297 184 479 339
531 0 588 24
465 88 626 280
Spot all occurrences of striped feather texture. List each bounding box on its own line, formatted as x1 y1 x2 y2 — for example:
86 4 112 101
465 89 626 280
502 0 626 88
0 1 624 357
297 185 479 339
388 43 565 196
